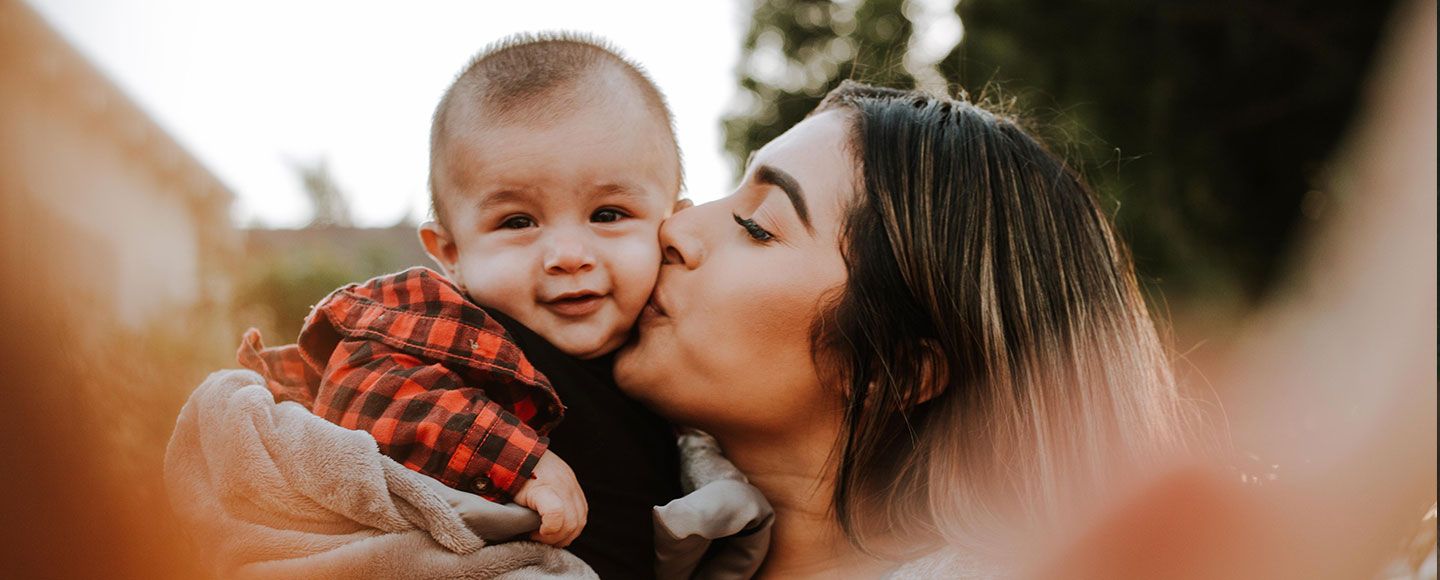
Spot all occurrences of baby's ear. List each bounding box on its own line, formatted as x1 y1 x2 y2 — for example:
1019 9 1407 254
418 221 461 279
673 197 694 214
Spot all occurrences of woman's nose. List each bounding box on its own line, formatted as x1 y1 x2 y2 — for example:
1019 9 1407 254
543 233 596 274
659 201 705 269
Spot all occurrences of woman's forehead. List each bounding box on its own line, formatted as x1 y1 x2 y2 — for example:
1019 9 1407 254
750 110 857 229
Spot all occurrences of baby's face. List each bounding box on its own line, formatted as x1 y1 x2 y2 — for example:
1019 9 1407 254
429 95 679 359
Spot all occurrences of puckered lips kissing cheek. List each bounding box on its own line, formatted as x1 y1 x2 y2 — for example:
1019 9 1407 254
638 287 669 326
541 288 609 318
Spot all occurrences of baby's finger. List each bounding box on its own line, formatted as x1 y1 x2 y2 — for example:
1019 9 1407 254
561 524 581 548
529 519 566 546
561 488 587 546
567 503 584 544
523 487 562 541
561 505 586 547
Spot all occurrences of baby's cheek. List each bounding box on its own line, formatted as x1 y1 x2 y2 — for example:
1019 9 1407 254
458 248 534 307
608 233 663 312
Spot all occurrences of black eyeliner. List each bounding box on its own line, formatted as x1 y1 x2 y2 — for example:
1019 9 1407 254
732 213 775 242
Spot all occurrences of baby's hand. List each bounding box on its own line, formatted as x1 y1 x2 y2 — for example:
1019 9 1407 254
419 474 539 541
512 450 587 547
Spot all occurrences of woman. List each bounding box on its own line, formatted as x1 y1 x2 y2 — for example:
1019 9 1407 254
614 81 1194 577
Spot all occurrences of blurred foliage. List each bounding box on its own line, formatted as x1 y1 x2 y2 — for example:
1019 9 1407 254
726 0 1397 302
234 159 429 342
234 246 359 340
233 228 429 341
291 157 354 228
724 0 915 178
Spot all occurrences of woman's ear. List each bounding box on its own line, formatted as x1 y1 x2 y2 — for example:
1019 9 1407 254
418 221 462 280
861 339 951 409
913 338 950 406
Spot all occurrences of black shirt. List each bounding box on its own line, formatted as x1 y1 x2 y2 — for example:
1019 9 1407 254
487 309 681 579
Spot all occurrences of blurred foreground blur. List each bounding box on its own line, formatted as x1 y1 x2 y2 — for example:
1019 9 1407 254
0 4 431 576
0 5 425 577
0 1 234 577
1030 1 1436 577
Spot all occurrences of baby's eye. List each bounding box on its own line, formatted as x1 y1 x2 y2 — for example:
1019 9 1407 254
591 208 628 223
500 215 535 229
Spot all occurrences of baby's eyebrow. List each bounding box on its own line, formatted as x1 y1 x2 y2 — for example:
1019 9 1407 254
587 182 649 202
472 188 532 213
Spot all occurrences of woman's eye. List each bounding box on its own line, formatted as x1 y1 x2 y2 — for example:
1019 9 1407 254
732 213 775 243
591 208 627 223
500 215 535 229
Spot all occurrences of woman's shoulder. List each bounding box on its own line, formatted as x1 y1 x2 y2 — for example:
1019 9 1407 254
885 549 1000 580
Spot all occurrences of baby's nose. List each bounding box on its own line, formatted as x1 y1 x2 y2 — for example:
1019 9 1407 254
543 237 596 274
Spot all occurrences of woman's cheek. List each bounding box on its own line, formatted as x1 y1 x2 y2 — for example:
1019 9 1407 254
631 284 822 431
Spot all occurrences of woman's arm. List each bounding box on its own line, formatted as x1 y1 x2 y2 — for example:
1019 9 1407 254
1032 1 1436 577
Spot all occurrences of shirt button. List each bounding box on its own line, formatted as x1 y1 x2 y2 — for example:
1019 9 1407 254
473 479 492 494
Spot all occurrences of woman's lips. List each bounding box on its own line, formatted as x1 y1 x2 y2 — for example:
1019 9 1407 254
639 294 668 323
544 293 605 317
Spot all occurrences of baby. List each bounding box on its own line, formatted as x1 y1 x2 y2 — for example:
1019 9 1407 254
238 33 683 578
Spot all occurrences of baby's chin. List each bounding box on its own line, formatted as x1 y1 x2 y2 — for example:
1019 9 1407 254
611 335 654 392
545 323 632 360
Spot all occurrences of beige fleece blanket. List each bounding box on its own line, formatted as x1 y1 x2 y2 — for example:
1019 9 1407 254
164 369 595 579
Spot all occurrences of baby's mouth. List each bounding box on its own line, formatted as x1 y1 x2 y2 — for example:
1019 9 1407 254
543 291 606 317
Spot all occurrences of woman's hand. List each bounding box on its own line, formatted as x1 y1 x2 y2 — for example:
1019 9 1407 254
512 450 588 547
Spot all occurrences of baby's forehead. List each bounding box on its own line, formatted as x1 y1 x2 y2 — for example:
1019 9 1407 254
446 64 678 162
443 123 676 184
428 35 686 223
438 113 680 205
439 154 678 222
478 66 662 125
475 181 671 207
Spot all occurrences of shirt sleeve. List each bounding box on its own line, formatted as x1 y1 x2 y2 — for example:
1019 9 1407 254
314 337 549 501
235 327 319 408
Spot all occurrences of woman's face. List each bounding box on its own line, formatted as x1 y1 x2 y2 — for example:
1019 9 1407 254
613 110 856 439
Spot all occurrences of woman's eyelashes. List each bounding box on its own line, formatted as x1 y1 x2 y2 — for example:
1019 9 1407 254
732 213 776 243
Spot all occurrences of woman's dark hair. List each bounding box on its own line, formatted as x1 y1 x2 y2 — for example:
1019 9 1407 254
810 81 1191 553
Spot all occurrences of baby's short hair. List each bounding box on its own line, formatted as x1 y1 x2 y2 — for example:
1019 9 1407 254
429 32 680 223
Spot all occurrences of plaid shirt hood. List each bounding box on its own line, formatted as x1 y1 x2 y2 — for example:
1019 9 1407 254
238 267 563 500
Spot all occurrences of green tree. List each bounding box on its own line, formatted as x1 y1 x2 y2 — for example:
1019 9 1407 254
725 0 1397 303
724 0 915 177
941 0 1397 301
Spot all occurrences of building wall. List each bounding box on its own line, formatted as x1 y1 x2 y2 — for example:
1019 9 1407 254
0 0 236 332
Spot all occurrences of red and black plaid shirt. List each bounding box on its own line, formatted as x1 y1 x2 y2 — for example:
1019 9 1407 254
237 267 564 501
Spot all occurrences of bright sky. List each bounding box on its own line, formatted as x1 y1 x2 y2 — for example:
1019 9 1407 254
28 1 746 228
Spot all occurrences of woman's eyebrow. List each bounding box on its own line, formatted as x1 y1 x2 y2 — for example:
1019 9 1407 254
754 164 813 234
